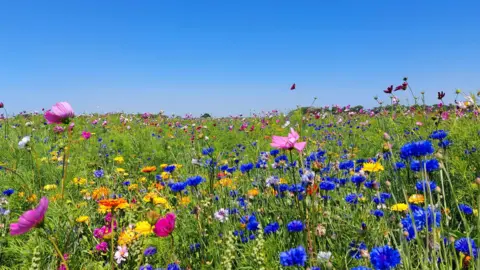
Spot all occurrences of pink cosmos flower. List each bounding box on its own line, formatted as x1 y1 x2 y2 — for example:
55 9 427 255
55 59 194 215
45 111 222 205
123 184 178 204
10 197 49 235
153 212 176 237
270 128 307 152
81 131 91 140
44 102 74 124
53 126 65 134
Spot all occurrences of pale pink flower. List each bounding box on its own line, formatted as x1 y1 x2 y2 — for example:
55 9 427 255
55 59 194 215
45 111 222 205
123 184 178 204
114 245 128 264
10 197 49 235
44 102 74 124
270 128 307 152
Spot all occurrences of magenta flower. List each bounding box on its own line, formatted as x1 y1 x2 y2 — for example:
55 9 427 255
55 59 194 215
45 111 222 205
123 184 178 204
153 212 176 237
271 128 307 152
44 102 74 124
10 197 49 235
53 126 65 134
81 131 91 140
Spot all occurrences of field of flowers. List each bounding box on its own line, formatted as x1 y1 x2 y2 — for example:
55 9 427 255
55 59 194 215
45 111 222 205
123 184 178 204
0 85 479 269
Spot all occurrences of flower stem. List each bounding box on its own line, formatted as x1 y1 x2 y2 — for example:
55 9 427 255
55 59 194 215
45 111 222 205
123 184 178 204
48 236 69 270
61 129 72 199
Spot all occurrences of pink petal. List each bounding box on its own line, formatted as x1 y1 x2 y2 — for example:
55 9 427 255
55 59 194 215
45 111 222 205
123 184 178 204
294 142 307 152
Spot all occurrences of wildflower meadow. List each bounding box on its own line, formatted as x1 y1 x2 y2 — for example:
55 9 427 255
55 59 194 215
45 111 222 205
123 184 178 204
0 80 479 269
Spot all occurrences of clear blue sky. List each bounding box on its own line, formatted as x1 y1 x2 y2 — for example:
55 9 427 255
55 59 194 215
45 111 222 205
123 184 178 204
1 1 479 116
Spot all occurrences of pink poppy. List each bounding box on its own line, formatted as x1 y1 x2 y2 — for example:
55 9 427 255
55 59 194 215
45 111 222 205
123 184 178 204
44 102 75 124
270 128 307 152
10 197 49 235
153 212 176 237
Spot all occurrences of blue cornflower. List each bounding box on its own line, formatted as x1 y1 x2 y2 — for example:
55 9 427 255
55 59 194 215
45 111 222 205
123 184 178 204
270 149 280 156
438 139 451 149
410 159 440 172
94 169 104 178
189 243 201 252
459 204 473 215
279 246 308 267
364 180 379 189
219 164 229 171
226 167 236 174
166 263 182 270
123 181 130 186
240 163 254 174
168 182 187 193
139 265 153 270
279 184 289 193
287 220 304 232
351 267 372 270
288 184 305 193
370 245 401 270
339 160 354 170
351 175 366 185
394 162 406 170
371 209 384 218
246 215 259 231
310 267 321 270
2 188 14 196
415 180 437 192
202 147 214 155
349 241 368 259
345 193 361 204
143 246 157 256
264 222 279 235
429 130 448 140
164 165 176 173
319 181 335 191
454 238 478 258
186 175 205 187
400 141 434 159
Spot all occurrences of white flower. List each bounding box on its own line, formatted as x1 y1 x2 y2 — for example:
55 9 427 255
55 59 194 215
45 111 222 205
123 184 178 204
25 121 33 126
192 159 201 165
317 251 332 261
214 208 229 222
266 176 280 187
18 136 31 149
282 121 290 128
114 245 128 264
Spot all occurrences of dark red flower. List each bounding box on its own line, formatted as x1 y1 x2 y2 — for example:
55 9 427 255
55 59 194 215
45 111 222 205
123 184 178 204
384 85 393 94
437 91 445 100
290 83 296 90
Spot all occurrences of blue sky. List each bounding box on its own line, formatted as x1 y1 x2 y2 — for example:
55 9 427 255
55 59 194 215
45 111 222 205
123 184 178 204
1 1 479 116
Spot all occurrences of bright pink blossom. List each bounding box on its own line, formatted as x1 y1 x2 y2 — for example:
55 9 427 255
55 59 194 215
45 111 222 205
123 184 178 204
81 131 91 140
153 212 176 237
270 128 307 152
10 197 49 235
44 102 74 124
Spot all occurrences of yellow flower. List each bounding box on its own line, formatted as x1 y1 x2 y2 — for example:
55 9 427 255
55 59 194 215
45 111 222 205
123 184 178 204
76 202 88 208
92 187 110 200
18 192 25 198
473 209 478 216
97 204 112 214
143 192 157 203
114 156 125 164
128 184 138 191
215 178 233 188
118 228 137 245
134 221 152 235
362 162 384 173
153 196 168 205
76 216 90 224
161 172 170 180
27 194 37 202
160 164 168 169
116 168 126 174
138 177 147 183
175 164 183 169
247 188 259 197
180 196 191 206
73 177 87 185
279 178 287 184
408 194 425 204
391 203 409 212
43 184 57 191
141 166 157 173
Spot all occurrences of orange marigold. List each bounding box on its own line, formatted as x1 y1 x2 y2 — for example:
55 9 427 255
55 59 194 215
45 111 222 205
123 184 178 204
92 187 110 200
141 166 157 173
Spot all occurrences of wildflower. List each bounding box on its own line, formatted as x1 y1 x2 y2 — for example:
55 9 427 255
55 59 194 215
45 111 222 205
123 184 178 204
410 159 440 172
437 91 446 100
141 166 157 173
153 212 176 237
247 188 259 197
370 245 401 270
429 130 447 140
362 162 384 172
2 189 14 196
81 131 91 140
349 241 368 259
43 184 57 191
114 245 128 264
92 187 109 200
266 176 280 186
10 197 48 235
143 246 157 256
114 156 124 164
415 181 437 192
202 147 214 155
454 238 478 258
459 204 473 215
371 209 384 217
95 242 108 252
18 136 31 149
317 251 332 261
339 160 355 170
271 128 307 152
264 222 279 235
400 141 434 159
118 228 137 245
44 102 75 124
391 203 408 212
135 221 153 235
94 169 104 178
351 267 372 270
180 196 191 206
408 194 425 204
76 216 90 224
345 193 361 204
319 181 335 191
240 163 254 174
186 175 205 187
279 246 307 267
287 220 304 232
72 177 87 185
168 182 187 193
214 208 229 222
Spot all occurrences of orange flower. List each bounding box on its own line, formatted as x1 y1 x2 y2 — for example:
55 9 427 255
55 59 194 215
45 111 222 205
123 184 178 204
247 188 259 197
307 184 319 195
98 198 128 208
92 187 110 200
141 166 157 173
